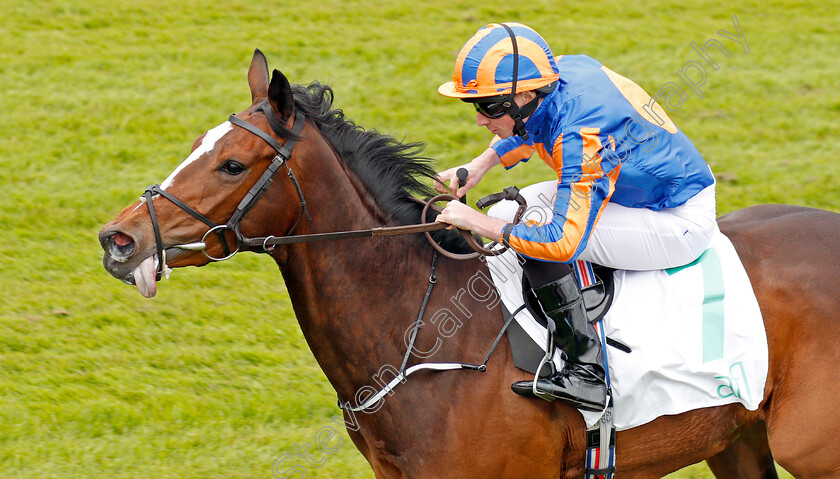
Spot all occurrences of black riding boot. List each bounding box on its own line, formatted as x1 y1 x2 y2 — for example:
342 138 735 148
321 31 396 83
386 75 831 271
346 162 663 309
511 272 608 412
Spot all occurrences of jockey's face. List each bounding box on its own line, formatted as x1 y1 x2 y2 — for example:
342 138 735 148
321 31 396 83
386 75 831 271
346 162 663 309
474 90 537 139
476 109 516 138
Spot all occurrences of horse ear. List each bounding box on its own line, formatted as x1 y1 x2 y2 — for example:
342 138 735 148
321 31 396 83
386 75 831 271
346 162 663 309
268 69 295 119
248 48 270 104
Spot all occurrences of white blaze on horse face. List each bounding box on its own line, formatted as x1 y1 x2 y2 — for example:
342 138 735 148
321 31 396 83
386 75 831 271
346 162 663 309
160 121 233 191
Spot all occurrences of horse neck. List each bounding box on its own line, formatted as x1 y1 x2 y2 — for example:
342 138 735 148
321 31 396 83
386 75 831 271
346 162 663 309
271 137 486 401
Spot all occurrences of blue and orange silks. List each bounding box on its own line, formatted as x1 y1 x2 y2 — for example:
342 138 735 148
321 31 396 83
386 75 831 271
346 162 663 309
492 55 715 263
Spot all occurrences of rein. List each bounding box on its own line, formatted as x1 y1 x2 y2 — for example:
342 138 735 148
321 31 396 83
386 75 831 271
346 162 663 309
154 131 525 264
140 100 534 419
243 192 524 260
143 100 528 269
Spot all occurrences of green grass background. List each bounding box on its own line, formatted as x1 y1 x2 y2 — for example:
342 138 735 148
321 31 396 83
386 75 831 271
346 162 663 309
1 0 837 477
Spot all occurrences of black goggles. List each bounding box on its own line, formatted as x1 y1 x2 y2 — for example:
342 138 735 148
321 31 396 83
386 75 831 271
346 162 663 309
473 99 512 119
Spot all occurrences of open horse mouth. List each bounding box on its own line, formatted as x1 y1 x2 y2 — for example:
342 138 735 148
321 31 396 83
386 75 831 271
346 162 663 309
100 230 170 298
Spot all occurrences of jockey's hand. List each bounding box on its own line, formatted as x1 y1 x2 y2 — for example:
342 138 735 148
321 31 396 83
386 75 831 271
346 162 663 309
435 200 507 241
433 148 502 198
435 200 478 230
434 165 480 198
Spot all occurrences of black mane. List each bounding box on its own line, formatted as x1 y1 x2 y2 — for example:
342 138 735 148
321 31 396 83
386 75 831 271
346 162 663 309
291 82 472 254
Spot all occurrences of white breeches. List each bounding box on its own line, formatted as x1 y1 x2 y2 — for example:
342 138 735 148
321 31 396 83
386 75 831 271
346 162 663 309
488 181 717 271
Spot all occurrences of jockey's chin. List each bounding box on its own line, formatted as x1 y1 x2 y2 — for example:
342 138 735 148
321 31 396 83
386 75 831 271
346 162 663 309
491 127 515 139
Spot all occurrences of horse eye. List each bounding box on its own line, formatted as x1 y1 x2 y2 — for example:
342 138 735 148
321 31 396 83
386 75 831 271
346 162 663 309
220 160 246 176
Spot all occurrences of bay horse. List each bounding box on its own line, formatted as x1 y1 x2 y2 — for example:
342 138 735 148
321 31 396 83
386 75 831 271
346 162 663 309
99 50 840 478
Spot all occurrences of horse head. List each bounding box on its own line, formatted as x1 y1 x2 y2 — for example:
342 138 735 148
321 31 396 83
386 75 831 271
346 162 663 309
99 49 313 297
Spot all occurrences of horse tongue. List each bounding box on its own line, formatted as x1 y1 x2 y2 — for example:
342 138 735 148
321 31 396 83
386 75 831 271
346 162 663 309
134 255 158 298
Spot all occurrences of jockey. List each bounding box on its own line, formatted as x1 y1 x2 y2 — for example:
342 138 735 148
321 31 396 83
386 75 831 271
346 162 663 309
435 23 717 411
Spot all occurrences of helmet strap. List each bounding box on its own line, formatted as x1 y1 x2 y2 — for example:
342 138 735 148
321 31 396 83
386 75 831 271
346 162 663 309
513 95 541 140
507 103 530 142
499 23 532 141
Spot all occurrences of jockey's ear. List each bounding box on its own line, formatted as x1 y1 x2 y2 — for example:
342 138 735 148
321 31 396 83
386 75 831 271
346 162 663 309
268 68 295 120
248 48 270 105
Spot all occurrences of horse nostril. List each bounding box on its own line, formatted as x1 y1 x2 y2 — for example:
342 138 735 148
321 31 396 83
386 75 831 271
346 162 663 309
105 231 137 261
112 232 134 248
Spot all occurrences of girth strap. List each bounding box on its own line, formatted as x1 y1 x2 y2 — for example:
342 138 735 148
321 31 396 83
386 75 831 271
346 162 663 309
585 321 617 479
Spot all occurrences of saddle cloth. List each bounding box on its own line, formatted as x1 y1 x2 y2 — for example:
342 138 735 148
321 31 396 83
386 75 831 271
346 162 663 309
486 228 768 430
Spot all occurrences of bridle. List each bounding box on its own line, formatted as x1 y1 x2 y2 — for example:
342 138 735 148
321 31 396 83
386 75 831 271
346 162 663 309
125 80 551 444
141 100 528 280
142 100 307 280
137 97 532 414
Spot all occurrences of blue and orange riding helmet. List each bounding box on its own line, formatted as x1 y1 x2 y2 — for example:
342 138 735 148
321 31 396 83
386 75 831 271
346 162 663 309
439 23 559 140
438 23 560 99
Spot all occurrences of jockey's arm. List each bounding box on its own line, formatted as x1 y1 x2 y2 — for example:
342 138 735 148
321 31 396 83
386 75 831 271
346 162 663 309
435 135 537 241
440 126 619 262
504 128 619 262
433 147 502 197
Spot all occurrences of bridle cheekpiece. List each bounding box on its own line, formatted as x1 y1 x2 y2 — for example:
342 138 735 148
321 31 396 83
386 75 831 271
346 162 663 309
142 100 307 280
